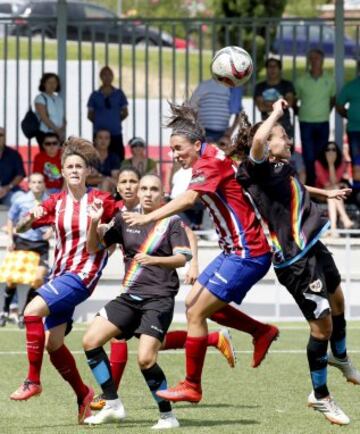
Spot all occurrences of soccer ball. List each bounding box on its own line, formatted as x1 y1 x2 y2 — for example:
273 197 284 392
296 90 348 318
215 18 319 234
211 46 253 88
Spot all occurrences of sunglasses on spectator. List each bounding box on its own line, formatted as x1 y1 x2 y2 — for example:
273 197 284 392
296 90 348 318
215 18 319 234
326 147 337 152
43 141 59 146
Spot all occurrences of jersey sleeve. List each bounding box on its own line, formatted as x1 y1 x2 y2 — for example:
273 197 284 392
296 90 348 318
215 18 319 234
31 195 57 228
169 217 192 261
100 193 117 222
188 158 222 194
102 213 124 247
337 83 349 106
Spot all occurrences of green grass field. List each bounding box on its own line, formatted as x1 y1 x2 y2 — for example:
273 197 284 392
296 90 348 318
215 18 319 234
1 322 360 433
0 37 358 98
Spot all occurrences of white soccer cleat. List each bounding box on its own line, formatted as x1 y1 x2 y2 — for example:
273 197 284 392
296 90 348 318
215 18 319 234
307 391 350 425
328 353 360 385
151 413 180 430
84 402 126 425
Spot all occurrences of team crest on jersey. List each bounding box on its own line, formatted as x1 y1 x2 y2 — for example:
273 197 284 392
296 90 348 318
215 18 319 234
189 174 206 185
309 279 323 293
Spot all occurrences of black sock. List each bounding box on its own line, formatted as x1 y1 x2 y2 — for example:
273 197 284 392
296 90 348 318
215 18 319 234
330 313 347 360
141 363 171 413
307 335 329 399
85 347 118 400
3 286 16 313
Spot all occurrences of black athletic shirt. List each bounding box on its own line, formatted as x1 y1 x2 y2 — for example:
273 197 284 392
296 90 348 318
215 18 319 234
103 212 192 296
237 158 329 268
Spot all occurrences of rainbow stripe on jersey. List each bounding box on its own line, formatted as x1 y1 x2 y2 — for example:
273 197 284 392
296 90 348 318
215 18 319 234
290 177 306 250
122 217 172 291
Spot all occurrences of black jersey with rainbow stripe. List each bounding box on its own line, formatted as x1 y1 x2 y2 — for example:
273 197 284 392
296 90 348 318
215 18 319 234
102 212 192 296
236 158 329 268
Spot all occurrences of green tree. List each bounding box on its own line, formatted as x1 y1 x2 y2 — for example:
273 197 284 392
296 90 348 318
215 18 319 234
215 0 287 73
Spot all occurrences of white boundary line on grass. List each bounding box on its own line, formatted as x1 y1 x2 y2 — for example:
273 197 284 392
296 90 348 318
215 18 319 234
1 349 360 356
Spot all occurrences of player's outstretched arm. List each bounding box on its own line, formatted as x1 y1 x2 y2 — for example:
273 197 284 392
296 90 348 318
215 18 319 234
87 198 105 253
134 252 188 269
16 205 45 233
251 99 288 161
305 185 352 201
123 190 199 227
184 226 199 285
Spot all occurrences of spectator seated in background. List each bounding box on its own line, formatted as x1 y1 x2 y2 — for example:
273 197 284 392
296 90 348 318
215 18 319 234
0 173 51 328
121 137 158 176
32 132 63 194
315 141 354 236
34 72 66 148
0 127 25 207
86 129 121 194
254 58 295 138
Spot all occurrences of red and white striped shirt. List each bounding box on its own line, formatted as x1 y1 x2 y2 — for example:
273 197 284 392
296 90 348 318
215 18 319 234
188 144 270 258
32 188 116 292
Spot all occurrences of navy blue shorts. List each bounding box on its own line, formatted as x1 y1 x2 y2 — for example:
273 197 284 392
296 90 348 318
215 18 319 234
198 252 272 304
36 273 90 331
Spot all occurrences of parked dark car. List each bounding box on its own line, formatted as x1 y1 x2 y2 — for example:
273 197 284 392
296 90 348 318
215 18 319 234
12 0 175 46
272 21 358 58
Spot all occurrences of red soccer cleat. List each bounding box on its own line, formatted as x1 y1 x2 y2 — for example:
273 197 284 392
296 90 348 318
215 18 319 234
252 324 279 368
156 380 202 403
10 379 42 401
78 385 94 424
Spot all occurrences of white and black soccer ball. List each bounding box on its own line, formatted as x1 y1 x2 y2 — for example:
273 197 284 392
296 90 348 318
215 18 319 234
211 46 253 88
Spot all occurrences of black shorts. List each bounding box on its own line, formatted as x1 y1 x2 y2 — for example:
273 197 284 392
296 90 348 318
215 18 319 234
98 293 175 342
14 235 50 268
275 241 341 320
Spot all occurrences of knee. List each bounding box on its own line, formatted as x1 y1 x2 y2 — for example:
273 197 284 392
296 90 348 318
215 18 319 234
24 300 41 316
82 332 100 351
137 353 156 370
312 325 333 341
186 306 206 325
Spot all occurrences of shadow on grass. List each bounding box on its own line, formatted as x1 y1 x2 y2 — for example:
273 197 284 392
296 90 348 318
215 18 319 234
176 403 260 410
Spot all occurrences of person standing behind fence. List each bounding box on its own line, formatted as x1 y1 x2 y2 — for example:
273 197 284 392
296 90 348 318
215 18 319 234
295 48 336 186
35 73 65 149
254 58 295 138
336 66 360 194
190 78 242 143
0 127 25 207
87 66 129 162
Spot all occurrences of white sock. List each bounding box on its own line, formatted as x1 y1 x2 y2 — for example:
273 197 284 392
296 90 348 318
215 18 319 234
106 398 121 409
160 411 174 419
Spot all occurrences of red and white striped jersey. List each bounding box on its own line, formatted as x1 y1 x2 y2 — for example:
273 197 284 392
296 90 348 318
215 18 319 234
32 188 116 292
188 144 270 258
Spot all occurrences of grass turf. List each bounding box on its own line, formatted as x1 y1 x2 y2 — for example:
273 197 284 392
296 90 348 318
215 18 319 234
1 322 360 433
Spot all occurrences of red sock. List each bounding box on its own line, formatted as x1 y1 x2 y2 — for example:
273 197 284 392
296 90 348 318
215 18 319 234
163 330 219 350
49 345 88 401
110 340 128 390
24 315 45 384
210 305 267 338
207 331 219 347
185 336 208 386
163 330 187 349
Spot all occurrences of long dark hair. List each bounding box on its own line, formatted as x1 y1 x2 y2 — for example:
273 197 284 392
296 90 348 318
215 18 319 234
61 136 99 168
166 101 205 143
317 141 343 170
230 112 262 159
